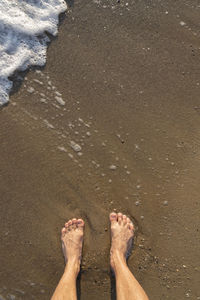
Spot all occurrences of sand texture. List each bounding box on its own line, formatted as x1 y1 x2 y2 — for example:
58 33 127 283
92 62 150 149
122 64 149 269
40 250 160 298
0 0 200 299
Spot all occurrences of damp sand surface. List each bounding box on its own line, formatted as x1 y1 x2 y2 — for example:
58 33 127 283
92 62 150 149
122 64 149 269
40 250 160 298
0 0 200 299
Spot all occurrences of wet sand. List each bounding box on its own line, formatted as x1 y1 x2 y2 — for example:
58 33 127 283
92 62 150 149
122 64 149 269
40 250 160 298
0 0 200 299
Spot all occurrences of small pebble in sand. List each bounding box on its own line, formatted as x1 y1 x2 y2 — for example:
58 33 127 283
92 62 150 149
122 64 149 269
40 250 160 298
30 282 36 286
43 120 54 129
55 91 62 97
183 265 187 268
58 146 67 152
70 141 82 152
185 292 190 297
140 216 144 220
86 131 91 136
109 165 117 170
35 70 42 75
135 201 140 206
33 79 43 85
55 96 65 106
135 144 140 149
163 201 168 206
180 21 186 26
108 179 112 183
7 294 16 299
68 153 74 159
27 87 35 93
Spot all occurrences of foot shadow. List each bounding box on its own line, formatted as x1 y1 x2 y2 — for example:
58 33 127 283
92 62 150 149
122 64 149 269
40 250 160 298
77 268 82 300
110 269 116 300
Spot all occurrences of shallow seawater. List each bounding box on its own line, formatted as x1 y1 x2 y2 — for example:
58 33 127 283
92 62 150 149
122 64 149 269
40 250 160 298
0 0 66 105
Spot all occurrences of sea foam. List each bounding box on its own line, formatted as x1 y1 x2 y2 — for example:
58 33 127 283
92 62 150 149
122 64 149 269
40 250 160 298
0 0 67 105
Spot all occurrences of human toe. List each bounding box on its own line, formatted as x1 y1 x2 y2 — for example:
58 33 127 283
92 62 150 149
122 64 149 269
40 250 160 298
127 217 131 224
128 222 134 232
110 212 117 223
67 220 73 230
77 219 84 229
122 214 127 225
65 222 69 229
61 227 66 238
117 212 123 224
72 218 77 229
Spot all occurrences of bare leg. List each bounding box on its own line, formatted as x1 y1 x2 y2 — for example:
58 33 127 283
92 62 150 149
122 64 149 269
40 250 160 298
51 218 84 300
110 212 149 300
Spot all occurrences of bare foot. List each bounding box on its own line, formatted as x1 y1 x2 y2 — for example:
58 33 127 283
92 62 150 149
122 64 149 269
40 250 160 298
61 218 84 274
110 212 134 271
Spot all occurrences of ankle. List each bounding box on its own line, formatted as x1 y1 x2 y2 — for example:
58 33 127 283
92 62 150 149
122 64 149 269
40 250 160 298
111 250 126 260
110 250 127 271
65 259 80 277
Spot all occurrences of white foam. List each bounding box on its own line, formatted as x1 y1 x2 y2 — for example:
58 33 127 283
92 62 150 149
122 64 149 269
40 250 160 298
0 0 67 105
